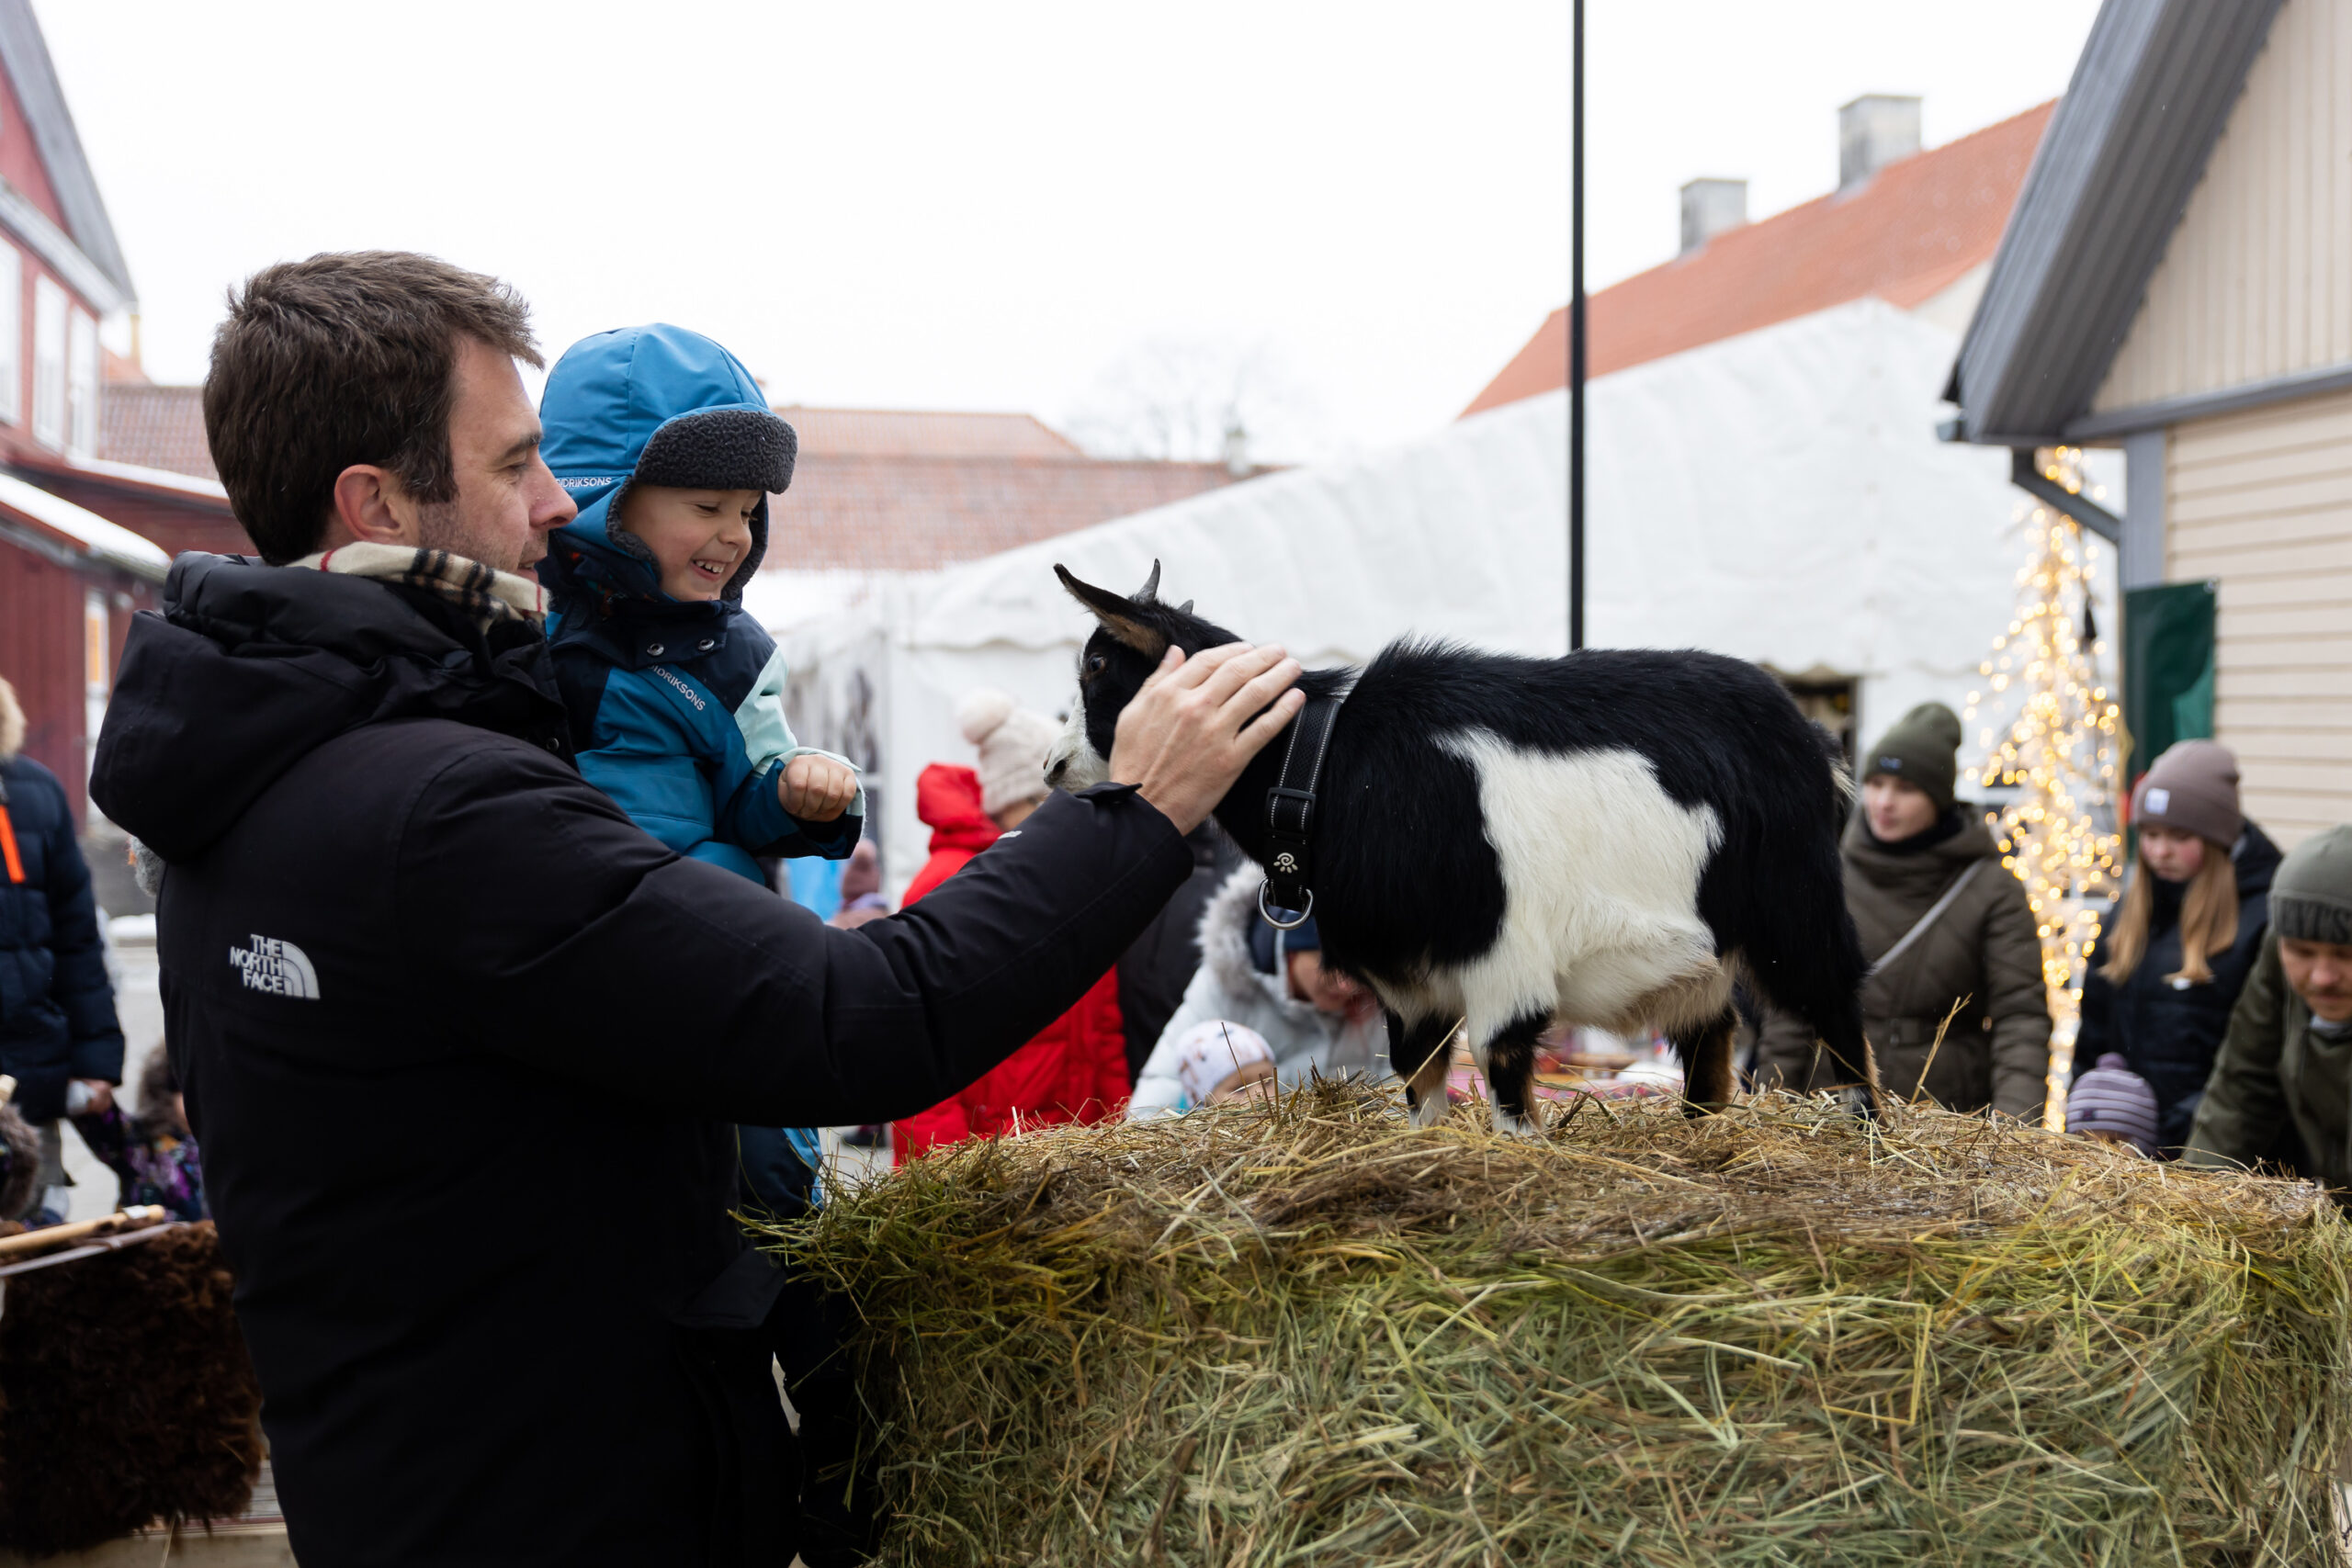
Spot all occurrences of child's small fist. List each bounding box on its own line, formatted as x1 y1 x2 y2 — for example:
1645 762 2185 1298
780 755 858 822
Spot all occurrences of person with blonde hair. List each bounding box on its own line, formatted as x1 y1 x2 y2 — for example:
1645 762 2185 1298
2073 740 2280 1155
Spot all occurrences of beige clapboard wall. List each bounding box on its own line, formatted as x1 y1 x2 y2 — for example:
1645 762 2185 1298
2165 387 2352 848
2094 0 2352 414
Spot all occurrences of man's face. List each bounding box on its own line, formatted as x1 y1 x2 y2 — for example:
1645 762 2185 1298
410 337 574 572
2280 937 2352 1025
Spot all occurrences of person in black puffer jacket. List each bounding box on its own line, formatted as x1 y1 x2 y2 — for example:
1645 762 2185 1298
0 674 125 1219
2075 741 2279 1155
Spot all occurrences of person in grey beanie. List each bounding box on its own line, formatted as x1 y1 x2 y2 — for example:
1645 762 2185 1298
1754 702 2051 1119
2075 740 2281 1154
2186 825 2352 1199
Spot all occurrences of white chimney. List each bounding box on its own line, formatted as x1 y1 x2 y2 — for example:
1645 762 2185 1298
1679 178 1747 254
1838 95 1921 190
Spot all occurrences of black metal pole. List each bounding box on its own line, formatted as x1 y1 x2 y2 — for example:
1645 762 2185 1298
1569 0 1587 652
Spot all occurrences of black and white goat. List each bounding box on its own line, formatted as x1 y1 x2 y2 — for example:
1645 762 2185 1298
1045 564 1880 1131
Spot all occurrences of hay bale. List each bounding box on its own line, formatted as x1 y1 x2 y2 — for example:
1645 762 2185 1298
767 1084 2352 1566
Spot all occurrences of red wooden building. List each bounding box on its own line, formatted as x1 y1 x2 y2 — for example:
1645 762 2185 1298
0 0 236 826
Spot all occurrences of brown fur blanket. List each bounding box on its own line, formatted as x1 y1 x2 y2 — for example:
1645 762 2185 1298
0 1223 263 1556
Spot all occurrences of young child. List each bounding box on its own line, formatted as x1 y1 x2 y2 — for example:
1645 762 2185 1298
1168 1021 1278 1111
537 322 863 883
539 326 876 1563
70 1048 206 1221
2064 1053 2160 1158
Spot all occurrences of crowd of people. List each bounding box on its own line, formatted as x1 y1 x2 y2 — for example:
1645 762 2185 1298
0 247 2346 1565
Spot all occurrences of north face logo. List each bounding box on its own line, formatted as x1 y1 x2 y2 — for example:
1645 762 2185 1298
229 935 320 999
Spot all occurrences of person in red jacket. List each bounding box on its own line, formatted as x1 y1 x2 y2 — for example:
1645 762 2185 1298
894 692 1129 1162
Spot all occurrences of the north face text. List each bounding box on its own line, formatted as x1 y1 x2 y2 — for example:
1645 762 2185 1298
229 934 320 999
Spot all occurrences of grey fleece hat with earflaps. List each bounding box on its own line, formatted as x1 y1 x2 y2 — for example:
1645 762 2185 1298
2272 826 2352 947
1863 702 1963 813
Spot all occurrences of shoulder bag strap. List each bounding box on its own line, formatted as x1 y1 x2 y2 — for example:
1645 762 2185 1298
1866 859 1988 980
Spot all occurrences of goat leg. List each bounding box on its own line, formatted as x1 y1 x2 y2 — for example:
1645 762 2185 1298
1388 1010 1456 1129
1477 1010 1551 1137
1668 1004 1740 1118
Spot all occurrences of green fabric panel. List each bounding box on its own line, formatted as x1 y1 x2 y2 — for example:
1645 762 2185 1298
2123 581 2217 784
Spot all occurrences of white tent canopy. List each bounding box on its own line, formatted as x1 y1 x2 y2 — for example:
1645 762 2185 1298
768 298 2119 897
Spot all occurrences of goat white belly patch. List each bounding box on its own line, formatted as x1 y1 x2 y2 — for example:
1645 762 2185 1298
1438 734 1725 1039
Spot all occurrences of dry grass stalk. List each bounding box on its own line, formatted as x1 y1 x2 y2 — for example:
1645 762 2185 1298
762 1083 2352 1566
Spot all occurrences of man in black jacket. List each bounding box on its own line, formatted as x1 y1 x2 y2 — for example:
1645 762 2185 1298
89 252 1303 1568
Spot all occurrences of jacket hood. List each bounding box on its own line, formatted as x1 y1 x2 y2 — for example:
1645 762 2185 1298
537 324 796 613
0 674 19 761
89 554 569 864
914 763 1000 854
1197 864 1329 1029
2233 820 2284 897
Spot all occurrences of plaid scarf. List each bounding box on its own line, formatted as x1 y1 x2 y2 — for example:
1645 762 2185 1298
292 544 547 631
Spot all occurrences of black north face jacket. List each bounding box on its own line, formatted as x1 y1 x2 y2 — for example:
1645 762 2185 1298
89 556 1189 1568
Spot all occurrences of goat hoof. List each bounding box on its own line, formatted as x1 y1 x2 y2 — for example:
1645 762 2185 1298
1838 1086 1882 1122
1408 1095 1449 1131
1491 1108 1542 1138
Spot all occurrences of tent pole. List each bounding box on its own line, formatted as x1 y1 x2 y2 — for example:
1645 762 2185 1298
1569 0 1587 653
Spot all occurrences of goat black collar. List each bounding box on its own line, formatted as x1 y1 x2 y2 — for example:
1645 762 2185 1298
1258 691 1346 931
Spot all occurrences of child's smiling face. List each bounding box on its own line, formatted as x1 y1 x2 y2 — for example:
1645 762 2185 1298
617 485 763 601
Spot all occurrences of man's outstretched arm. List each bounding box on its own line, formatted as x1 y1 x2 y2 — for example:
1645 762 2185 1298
406 643 1305 1126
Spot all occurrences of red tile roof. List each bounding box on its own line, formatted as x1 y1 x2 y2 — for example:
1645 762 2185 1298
772 406 1081 460
1463 101 2055 416
101 384 215 480
88 385 1241 570
767 454 1243 572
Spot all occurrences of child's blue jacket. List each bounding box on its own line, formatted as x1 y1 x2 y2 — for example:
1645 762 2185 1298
537 324 861 885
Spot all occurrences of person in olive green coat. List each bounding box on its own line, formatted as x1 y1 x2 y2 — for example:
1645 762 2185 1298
2185 826 2352 1195
1754 703 2052 1119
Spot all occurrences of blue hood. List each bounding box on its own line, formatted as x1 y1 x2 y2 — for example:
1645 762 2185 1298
538 323 796 609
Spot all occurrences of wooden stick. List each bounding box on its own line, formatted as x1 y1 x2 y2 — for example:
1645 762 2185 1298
0 1205 168 1262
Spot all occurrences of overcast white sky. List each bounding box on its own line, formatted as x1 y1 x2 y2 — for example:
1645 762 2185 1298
39 1 2103 457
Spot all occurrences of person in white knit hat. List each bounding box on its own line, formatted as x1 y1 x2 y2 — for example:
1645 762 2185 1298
891 688 1132 1162
957 688 1062 829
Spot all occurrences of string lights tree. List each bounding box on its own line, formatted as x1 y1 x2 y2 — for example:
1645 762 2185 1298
1962 446 2125 1129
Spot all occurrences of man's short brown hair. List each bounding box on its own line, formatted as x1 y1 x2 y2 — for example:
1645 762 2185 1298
203 252 542 563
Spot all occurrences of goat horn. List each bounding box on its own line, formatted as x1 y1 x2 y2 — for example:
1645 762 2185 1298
1136 560 1161 603
1175 600 1193 615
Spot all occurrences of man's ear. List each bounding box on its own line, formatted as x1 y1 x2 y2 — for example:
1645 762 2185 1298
328 463 418 550
1056 564 1170 658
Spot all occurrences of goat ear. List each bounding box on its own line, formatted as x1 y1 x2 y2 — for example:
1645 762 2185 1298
1056 564 1170 658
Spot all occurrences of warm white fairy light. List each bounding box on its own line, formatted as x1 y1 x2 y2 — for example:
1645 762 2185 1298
1961 446 2123 1132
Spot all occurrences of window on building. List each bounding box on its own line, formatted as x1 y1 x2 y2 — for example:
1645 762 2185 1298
67 307 96 456
0 245 20 425
1766 664 1859 771
32 274 64 449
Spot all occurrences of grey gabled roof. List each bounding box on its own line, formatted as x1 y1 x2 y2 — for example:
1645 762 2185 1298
0 0 130 306
1945 0 2282 445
